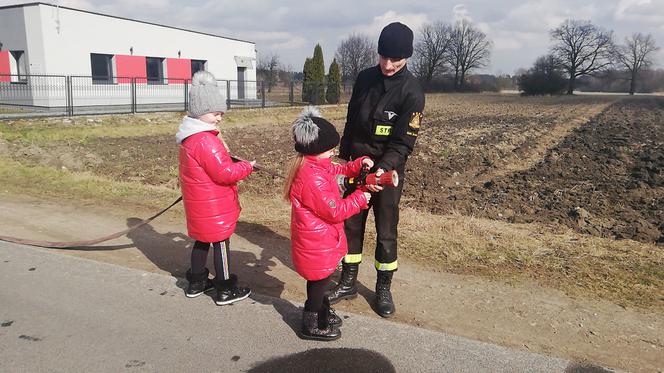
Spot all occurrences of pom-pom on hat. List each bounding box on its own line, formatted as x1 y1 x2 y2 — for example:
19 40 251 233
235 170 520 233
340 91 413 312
292 106 340 155
189 71 227 118
378 22 414 59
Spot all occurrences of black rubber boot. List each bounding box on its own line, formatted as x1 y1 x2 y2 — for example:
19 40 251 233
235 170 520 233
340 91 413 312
300 310 341 341
185 268 214 298
327 263 359 305
213 274 251 305
375 271 395 318
323 297 343 327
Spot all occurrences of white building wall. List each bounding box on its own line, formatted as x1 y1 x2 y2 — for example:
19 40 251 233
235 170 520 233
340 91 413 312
0 7 29 60
0 3 257 108
35 4 256 81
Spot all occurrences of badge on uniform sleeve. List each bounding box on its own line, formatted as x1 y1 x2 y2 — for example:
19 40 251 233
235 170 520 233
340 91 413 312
328 200 336 208
407 112 423 137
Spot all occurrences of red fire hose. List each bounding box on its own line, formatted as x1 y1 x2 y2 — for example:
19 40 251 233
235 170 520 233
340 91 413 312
0 156 282 249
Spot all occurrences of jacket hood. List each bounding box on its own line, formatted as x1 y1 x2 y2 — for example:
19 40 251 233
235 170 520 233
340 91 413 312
176 116 219 144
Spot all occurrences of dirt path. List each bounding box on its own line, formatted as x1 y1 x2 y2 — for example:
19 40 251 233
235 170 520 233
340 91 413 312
0 192 661 372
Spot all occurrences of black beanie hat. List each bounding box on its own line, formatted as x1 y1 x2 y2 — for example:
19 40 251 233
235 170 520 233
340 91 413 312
292 106 340 155
378 22 414 59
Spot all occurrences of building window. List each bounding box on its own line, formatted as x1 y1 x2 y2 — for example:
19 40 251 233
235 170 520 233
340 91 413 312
191 60 206 77
146 57 165 84
90 53 114 84
10 51 27 83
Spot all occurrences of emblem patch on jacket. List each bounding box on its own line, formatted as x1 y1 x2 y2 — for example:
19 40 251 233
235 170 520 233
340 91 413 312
407 112 423 137
409 112 422 129
328 200 336 208
384 111 398 120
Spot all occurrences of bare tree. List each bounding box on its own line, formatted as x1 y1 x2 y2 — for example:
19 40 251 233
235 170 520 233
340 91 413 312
412 21 453 85
257 53 280 92
615 33 659 95
550 20 614 95
278 64 294 86
335 33 376 82
446 19 491 90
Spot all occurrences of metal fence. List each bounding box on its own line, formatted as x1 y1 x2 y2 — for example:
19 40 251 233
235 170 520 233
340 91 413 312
0 74 354 119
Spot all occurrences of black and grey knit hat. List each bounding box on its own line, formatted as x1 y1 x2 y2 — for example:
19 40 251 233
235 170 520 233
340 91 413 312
292 106 340 155
378 22 414 59
189 71 227 117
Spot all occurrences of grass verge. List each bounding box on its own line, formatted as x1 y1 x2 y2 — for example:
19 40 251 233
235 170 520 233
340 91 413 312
2 157 662 313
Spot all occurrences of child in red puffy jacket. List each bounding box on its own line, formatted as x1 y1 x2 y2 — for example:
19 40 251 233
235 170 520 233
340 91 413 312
176 71 254 306
283 106 372 341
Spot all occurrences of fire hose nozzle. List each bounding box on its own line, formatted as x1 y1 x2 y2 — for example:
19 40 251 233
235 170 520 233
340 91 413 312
338 170 399 193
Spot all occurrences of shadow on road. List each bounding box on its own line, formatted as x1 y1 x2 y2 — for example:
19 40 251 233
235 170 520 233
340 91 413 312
121 218 300 335
248 348 396 373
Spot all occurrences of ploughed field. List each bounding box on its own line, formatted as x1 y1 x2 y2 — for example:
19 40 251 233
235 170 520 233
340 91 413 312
4 94 662 244
410 96 664 244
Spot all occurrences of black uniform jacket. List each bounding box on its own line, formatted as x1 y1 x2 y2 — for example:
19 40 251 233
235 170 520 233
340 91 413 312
339 64 425 172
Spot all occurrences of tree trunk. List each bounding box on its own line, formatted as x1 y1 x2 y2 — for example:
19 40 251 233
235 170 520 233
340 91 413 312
454 70 460 91
566 75 576 95
629 70 637 95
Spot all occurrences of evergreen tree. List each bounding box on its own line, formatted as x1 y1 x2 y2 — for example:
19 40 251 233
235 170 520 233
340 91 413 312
302 58 312 102
311 44 326 104
326 59 341 104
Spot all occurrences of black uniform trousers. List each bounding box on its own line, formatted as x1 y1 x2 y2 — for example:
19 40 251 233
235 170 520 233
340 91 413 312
343 171 404 272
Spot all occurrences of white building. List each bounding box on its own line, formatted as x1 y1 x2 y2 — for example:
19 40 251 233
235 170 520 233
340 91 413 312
0 2 257 109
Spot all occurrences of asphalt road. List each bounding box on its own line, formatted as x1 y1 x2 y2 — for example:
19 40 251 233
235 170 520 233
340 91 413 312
0 241 598 372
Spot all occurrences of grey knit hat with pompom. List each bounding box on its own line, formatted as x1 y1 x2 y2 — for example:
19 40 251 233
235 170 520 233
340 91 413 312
189 71 227 117
292 106 340 155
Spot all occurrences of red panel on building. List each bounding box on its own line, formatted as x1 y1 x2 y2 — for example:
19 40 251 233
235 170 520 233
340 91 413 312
166 58 191 84
115 55 147 83
0 51 10 82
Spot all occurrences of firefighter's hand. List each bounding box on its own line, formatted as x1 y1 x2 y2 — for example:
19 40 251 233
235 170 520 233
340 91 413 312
366 168 385 192
363 192 372 203
362 158 374 169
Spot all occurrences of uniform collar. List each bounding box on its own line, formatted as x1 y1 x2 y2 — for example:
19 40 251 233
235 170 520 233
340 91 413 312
382 65 408 91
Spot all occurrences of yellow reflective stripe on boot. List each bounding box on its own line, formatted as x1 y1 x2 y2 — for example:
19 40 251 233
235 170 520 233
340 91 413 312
344 254 363 264
375 260 398 271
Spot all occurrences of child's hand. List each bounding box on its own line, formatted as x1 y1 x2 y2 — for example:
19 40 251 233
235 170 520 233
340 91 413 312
363 192 372 203
362 158 374 169
249 160 256 168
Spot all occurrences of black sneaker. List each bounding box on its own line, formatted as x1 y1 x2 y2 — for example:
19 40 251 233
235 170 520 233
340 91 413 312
185 269 215 298
213 274 251 305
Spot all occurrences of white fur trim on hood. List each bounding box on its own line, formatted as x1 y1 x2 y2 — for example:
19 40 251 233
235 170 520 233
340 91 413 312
175 116 218 144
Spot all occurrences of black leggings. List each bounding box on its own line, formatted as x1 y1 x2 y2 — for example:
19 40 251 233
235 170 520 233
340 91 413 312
190 240 230 280
304 275 332 312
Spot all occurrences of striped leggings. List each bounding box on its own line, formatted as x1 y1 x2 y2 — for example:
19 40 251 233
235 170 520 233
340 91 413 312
190 239 231 279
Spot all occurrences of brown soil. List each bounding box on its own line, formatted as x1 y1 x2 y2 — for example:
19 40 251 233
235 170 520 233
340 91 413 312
12 95 662 244
435 98 664 244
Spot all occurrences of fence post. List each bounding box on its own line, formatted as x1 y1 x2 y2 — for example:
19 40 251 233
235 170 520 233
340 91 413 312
65 76 73 116
289 81 294 106
226 80 231 110
131 78 136 114
184 80 189 112
261 81 266 108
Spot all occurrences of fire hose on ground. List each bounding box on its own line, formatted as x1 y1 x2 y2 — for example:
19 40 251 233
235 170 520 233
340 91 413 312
0 158 397 249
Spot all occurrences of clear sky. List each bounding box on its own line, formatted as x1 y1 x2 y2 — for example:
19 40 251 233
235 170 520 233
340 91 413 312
2 0 663 75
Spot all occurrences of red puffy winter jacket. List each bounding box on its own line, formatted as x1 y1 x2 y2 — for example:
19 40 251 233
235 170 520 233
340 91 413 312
289 156 369 280
179 130 253 243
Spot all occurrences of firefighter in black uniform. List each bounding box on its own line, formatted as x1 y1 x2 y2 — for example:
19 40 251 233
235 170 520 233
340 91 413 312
328 22 425 317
